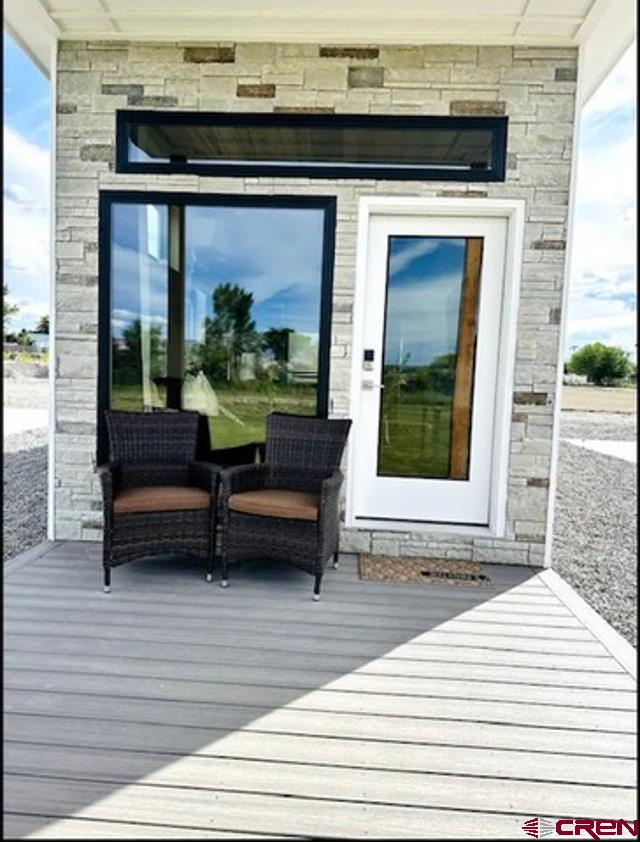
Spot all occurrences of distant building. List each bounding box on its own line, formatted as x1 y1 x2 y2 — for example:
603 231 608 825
27 333 50 352
563 373 589 386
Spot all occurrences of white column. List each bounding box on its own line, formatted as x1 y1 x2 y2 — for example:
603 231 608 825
47 39 57 541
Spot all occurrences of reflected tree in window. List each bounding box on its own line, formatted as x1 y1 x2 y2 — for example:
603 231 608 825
189 283 259 383
182 205 325 448
113 319 166 385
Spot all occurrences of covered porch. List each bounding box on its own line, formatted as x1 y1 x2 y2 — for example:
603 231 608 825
4 542 636 838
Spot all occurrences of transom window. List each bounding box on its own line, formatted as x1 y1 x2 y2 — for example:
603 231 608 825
116 111 508 182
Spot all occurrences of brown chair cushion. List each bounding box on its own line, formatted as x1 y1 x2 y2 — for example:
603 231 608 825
229 489 319 521
114 485 211 514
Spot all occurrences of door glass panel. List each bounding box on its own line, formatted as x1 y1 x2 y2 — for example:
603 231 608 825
110 203 169 411
182 206 325 449
377 235 483 480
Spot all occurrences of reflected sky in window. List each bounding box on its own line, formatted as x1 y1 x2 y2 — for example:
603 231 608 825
185 206 324 341
111 203 168 339
385 237 467 367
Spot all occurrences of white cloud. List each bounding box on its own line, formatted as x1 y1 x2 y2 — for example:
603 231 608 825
185 206 324 306
388 239 442 275
386 271 463 365
3 125 50 331
582 40 637 120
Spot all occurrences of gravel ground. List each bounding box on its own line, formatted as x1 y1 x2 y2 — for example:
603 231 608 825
3 375 49 410
553 411 637 646
3 428 48 561
3 379 637 644
559 409 637 441
3 378 49 562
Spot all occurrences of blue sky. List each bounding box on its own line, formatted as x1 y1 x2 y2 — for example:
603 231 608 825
3 33 637 360
108 201 324 340
4 33 51 330
567 40 637 359
385 237 466 366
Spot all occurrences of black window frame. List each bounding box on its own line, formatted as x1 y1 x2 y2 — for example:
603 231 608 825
97 190 337 464
116 110 508 182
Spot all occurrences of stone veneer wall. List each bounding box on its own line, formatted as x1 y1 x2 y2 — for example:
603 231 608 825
54 41 577 566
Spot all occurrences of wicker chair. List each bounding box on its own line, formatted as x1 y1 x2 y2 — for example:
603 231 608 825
98 410 220 592
219 413 352 600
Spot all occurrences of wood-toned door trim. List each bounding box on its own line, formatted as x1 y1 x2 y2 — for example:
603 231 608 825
449 237 484 479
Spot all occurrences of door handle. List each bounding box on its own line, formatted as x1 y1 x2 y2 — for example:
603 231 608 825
362 381 385 391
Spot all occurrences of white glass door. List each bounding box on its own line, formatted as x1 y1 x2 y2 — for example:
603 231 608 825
353 213 507 525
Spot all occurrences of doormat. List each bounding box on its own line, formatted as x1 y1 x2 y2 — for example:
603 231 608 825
358 555 492 588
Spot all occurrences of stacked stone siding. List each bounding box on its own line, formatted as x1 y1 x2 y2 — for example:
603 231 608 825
54 41 577 566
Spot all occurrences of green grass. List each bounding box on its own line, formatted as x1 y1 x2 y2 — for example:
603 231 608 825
111 379 456 474
3 351 49 363
378 400 453 479
111 382 316 449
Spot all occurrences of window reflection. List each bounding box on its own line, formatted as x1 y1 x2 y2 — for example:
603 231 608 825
108 201 327 451
378 236 481 480
183 206 324 448
110 203 168 411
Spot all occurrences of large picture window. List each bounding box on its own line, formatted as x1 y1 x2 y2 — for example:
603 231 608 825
117 111 508 182
99 192 335 461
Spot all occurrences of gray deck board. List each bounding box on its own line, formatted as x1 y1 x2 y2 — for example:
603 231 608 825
4 541 636 839
5 720 635 786
4 630 625 672
6 648 635 689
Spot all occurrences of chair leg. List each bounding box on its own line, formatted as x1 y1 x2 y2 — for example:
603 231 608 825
313 572 322 601
220 538 229 588
103 566 111 594
218 509 229 588
332 551 339 571
207 506 217 583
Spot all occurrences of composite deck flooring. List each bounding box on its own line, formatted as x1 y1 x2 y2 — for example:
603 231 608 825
3 541 637 839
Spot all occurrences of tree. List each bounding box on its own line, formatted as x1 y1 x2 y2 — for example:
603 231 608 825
408 353 457 396
112 319 165 385
34 315 50 334
16 329 33 349
3 283 19 331
191 283 258 382
567 342 632 386
261 327 294 384
263 327 294 363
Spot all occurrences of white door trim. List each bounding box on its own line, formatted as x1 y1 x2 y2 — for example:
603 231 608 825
346 196 525 538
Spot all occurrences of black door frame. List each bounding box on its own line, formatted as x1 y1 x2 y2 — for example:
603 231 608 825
97 190 337 464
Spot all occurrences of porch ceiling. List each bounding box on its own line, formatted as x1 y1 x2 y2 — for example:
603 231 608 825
18 0 603 43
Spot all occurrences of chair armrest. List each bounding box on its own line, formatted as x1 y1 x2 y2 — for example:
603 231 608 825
188 460 221 496
318 469 344 560
97 462 120 508
220 463 269 498
320 469 344 510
